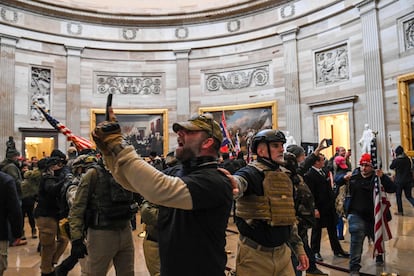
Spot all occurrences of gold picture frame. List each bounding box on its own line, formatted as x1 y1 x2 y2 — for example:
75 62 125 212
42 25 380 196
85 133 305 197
398 73 414 157
90 108 168 157
199 101 277 154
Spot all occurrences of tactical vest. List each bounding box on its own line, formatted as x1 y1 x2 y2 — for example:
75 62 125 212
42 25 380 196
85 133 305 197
236 163 297 226
88 165 135 227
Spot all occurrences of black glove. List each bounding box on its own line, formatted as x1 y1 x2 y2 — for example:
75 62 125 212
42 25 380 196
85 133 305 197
71 239 88 259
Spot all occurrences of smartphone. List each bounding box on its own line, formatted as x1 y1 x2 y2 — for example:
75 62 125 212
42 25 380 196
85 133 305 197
326 138 333 147
105 93 113 121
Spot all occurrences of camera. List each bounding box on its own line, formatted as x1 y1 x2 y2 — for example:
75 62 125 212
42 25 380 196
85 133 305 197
325 138 333 147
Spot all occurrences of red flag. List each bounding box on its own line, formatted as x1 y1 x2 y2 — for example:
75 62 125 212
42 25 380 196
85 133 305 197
34 103 93 151
371 136 392 257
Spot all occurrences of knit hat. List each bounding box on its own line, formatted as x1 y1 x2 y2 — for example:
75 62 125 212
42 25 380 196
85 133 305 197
6 149 20 159
286 144 305 158
395 145 404 156
359 153 372 166
334 156 348 169
173 113 223 143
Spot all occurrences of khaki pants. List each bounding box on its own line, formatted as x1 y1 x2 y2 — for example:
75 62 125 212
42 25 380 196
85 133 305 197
143 238 160 276
36 216 69 274
0 240 8 276
236 240 294 276
85 226 134 276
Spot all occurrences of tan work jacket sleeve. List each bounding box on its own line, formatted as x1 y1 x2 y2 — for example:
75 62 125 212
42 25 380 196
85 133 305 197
104 146 193 210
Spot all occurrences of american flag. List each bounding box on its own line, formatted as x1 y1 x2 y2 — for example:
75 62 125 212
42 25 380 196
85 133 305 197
371 136 392 257
34 103 93 151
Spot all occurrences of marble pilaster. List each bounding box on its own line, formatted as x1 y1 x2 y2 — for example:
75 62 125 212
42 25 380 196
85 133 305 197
280 28 301 144
65 46 83 137
174 49 191 120
358 0 387 165
0 35 18 157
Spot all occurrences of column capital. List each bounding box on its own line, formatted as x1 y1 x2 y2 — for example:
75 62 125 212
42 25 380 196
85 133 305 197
65 46 84 57
0 35 19 47
356 0 377 14
174 49 191 59
279 28 298 42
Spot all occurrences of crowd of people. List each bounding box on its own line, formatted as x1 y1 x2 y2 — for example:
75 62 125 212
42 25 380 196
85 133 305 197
1 115 413 276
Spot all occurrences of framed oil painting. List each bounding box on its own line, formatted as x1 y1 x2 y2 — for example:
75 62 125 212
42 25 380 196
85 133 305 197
90 108 168 157
398 73 414 157
199 101 277 154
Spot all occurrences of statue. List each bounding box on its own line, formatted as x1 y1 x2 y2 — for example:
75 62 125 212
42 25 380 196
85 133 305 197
284 131 297 151
6 136 16 152
358 123 374 154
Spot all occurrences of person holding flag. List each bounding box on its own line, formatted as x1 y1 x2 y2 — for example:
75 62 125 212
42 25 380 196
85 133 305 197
346 137 396 275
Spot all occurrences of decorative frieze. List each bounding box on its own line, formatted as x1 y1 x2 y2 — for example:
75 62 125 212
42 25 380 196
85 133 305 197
96 75 162 95
280 3 295 19
175 27 189 39
1 7 18 23
67 22 82 35
205 66 269 92
123 28 138 40
227 20 241 33
30 67 51 121
315 44 349 86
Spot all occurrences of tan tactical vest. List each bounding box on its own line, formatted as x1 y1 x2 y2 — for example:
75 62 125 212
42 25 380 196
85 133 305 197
236 162 297 226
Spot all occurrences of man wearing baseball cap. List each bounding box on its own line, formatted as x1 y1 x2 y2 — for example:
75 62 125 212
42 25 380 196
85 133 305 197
92 112 233 275
347 153 396 275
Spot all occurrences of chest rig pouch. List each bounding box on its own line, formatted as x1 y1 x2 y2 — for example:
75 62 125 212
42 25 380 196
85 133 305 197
236 165 297 226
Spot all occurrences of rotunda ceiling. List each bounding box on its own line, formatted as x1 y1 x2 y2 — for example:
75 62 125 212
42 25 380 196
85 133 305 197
7 0 290 25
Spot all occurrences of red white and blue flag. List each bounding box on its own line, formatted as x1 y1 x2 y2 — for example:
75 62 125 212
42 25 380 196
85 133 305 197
371 136 392 257
219 111 233 153
34 103 93 151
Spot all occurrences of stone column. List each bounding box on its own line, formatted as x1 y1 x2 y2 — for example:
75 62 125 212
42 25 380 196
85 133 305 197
280 28 302 144
357 0 387 165
0 35 18 157
174 49 191 121
65 46 83 137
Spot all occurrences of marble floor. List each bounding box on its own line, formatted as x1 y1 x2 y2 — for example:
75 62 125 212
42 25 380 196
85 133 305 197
4 195 414 276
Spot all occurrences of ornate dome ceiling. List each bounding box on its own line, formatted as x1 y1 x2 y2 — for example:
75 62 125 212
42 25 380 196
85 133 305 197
7 0 290 25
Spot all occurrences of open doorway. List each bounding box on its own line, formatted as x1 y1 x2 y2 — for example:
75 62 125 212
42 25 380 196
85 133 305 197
318 112 350 160
19 128 58 160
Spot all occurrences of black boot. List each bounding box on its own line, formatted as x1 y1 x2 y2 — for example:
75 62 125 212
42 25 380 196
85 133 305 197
55 265 69 276
41 271 56 276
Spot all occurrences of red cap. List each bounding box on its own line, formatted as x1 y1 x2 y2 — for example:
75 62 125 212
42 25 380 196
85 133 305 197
359 153 372 166
334 156 348 169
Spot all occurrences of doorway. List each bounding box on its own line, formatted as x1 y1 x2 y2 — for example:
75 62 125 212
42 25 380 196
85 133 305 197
318 112 350 160
19 128 58 159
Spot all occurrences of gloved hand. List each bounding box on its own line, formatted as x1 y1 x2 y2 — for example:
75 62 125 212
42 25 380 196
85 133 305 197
71 239 88 259
91 121 123 155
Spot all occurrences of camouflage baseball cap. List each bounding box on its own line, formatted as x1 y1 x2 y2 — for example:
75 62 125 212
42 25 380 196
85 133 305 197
173 113 223 143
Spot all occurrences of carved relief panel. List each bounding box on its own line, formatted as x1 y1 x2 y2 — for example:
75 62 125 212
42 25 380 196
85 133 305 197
30 67 51 121
95 74 163 95
398 13 414 54
315 44 349 86
205 65 269 92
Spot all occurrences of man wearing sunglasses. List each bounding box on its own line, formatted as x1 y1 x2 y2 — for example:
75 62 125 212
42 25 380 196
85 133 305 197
92 112 233 276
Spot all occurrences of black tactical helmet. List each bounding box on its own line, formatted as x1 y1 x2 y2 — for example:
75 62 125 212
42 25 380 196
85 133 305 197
251 129 286 154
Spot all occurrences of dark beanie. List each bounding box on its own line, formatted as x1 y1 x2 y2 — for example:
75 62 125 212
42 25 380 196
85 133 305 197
286 144 305 158
395 145 404 156
6 149 20 159
51 149 66 160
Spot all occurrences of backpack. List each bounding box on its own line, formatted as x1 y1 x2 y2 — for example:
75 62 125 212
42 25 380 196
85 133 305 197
21 169 42 199
291 174 315 229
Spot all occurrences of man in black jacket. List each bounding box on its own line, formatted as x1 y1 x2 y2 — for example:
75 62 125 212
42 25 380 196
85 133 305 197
0 171 23 275
348 153 395 275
